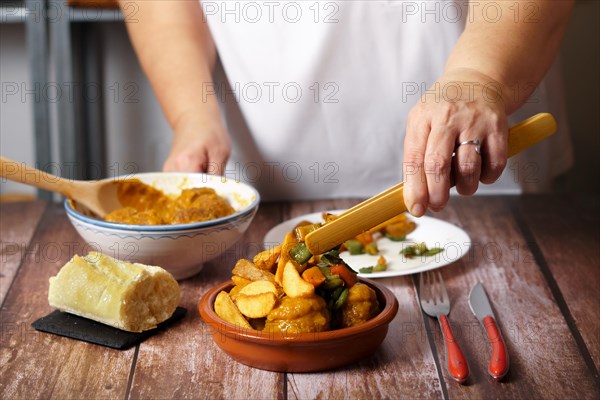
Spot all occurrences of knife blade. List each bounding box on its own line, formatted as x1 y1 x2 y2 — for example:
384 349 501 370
468 282 509 381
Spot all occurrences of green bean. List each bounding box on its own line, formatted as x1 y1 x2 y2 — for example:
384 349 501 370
385 233 406 242
344 239 364 255
330 286 344 302
364 242 379 255
372 262 387 272
400 242 443 258
334 288 349 310
289 243 312 264
322 278 344 290
423 248 444 256
318 266 333 279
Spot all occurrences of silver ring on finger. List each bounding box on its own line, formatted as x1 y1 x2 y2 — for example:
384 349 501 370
456 139 481 155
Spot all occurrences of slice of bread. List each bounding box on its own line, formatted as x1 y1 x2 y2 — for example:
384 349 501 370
48 252 180 332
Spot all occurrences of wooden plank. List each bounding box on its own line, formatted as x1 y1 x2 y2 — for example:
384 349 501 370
127 279 284 399
0 201 46 303
247 201 284 253
3 196 597 399
281 198 361 221
0 204 134 399
427 196 600 399
516 195 600 371
285 200 444 399
128 202 286 399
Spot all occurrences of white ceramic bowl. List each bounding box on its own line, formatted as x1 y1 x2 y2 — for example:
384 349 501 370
65 172 260 280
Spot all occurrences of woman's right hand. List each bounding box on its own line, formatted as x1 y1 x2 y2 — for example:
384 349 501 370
163 116 231 175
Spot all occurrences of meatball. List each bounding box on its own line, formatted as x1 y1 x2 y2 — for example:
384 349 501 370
105 207 163 225
265 295 330 334
105 181 235 225
175 188 235 218
340 283 380 328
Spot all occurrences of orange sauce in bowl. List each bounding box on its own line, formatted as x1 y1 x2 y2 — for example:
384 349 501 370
104 179 235 225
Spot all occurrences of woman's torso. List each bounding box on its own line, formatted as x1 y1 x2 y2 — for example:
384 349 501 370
204 1 567 200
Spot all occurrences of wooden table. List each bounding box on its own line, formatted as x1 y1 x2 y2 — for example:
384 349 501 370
1 195 599 399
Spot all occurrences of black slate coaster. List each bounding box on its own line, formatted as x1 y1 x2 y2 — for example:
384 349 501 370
32 307 187 350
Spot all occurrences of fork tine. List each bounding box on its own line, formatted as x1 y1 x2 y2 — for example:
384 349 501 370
438 271 449 304
419 271 450 310
430 270 442 305
432 271 439 305
423 271 433 303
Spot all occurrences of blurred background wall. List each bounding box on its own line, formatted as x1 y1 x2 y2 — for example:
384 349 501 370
1 0 598 197
557 0 600 193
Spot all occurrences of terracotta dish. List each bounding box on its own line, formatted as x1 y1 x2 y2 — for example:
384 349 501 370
198 278 399 372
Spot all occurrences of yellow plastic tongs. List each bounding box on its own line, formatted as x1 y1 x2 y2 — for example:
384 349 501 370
304 113 557 255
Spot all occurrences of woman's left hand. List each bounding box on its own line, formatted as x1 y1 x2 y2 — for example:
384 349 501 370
403 68 509 217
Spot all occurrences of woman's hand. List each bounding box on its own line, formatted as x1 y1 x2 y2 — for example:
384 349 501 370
403 68 508 216
402 1 574 217
163 115 231 175
119 1 228 175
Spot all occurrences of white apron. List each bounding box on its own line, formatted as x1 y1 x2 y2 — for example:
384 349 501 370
202 1 572 200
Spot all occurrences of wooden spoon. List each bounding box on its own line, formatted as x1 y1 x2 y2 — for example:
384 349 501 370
0 156 121 217
304 113 558 254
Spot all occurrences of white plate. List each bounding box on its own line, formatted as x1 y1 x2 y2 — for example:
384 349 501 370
263 210 471 278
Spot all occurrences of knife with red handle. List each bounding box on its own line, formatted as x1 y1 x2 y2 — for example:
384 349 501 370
468 282 509 380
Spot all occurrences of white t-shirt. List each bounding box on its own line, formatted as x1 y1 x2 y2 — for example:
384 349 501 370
203 1 572 200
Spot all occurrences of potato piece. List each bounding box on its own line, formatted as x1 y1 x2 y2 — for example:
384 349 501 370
367 213 405 233
238 280 278 296
282 261 315 298
214 291 252 329
322 213 338 223
253 245 281 271
231 275 252 288
293 222 321 242
232 259 276 283
229 285 244 300
275 232 299 284
235 292 277 318
384 219 416 239
229 275 253 300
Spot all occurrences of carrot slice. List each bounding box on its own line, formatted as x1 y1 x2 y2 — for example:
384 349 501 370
301 266 327 287
330 265 358 288
355 232 374 245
